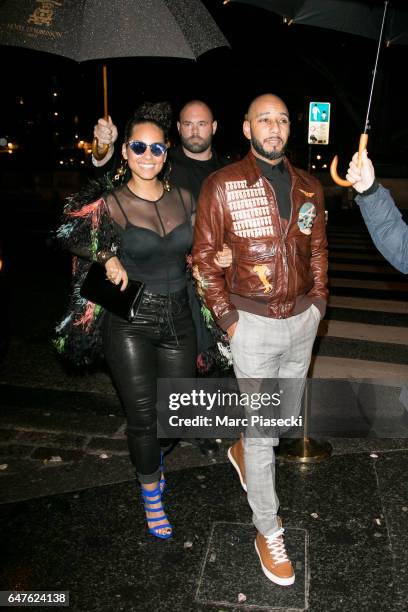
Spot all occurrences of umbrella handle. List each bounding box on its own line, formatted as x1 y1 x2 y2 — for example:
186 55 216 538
92 139 109 161
330 133 368 187
92 64 110 161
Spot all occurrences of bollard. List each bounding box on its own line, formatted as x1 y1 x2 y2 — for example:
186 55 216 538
279 379 332 463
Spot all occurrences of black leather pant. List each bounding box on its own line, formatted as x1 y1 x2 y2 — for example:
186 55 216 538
102 288 196 484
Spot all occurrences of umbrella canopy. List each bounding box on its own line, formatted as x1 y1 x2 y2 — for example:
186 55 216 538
0 0 229 158
229 0 408 45
0 0 229 61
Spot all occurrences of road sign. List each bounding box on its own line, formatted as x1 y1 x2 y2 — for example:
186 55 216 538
308 101 331 145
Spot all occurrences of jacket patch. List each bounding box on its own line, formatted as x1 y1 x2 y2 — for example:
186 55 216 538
253 264 272 293
297 202 316 235
299 188 315 198
193 265 207 297
225 178 275 238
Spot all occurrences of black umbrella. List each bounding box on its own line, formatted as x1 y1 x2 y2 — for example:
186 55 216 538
0 0 229 157
227 0 408 45
226 0 407 185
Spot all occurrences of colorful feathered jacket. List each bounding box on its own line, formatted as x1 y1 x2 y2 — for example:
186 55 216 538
53 176 119 367
53 175 233 372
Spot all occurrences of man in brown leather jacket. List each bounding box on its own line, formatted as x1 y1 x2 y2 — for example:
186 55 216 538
192 94 328 586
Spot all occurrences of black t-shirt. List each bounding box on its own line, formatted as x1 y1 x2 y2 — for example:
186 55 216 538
256 158 292 221
169 146 229 206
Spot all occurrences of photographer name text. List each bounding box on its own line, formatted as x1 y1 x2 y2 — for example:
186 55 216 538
167 415 303 427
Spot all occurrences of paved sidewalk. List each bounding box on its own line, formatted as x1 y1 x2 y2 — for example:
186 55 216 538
1 383 408 610
0 384 231 504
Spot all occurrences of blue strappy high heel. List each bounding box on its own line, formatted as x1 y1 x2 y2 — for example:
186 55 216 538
159 451 166 494
141 484 172 540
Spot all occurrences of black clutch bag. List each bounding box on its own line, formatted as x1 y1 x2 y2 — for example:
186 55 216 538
80 263 145 322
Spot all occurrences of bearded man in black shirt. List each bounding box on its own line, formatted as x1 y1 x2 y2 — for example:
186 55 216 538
171 100 229 201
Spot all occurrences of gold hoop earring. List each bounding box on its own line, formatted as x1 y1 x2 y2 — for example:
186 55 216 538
162 161 171 192
163 176 171 192
113 157 128 182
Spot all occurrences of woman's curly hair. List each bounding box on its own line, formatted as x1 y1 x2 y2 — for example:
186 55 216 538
124 101 172 142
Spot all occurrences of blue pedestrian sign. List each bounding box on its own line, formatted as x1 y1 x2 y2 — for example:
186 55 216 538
308 101 331 145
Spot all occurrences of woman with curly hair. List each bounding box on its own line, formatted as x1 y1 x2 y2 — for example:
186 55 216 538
56 102 227 539
102 102 196 539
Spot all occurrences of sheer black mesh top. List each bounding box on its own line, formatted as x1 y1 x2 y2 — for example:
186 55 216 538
106 183 193 294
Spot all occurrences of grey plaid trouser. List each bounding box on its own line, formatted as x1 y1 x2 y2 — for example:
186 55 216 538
230 305 321 536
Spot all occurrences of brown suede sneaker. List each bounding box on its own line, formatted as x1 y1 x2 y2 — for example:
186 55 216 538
227 437 247 492
255 525 295 586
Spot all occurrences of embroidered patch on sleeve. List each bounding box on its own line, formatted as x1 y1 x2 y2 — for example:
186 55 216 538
297 202 317 235
299 189 315 198
193 265 208 297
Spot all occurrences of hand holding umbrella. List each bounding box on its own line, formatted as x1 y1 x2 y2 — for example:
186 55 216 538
93 114 118 160
92 65 110 160
330 1 389 186
345 148 375 193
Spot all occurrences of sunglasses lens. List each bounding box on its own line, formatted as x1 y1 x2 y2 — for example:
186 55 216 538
129 141 147 155
150 143 167 157
128 141 166 156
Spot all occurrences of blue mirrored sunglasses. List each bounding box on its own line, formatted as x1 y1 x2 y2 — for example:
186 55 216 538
127 140 167 157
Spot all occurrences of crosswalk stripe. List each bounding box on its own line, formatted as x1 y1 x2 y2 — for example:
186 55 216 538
328 296 408 313
310 355 408 380
328 237 373 244
318 320 408 345
328 226 370 232
328 244 378 252
329 278 408 291
329 251 384 261
329 262 400 275
312 218 408 380
329 271 401 283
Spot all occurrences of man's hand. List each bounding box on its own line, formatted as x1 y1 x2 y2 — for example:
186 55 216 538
227 321 238 339
93 116 118 154
346 149 375 193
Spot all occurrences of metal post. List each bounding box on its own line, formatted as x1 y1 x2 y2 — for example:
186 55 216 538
279 379 332 463
307 145 312 174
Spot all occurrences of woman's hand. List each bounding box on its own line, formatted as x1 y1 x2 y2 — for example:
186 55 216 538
105 256 128 291
214 243 232 268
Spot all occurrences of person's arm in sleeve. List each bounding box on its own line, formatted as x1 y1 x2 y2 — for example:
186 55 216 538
192 175 238 335
56 194 129 291
307 181 329 319
56 197 117 264
347 149 408 274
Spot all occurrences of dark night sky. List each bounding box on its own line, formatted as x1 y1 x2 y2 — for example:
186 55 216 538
1 0 407 172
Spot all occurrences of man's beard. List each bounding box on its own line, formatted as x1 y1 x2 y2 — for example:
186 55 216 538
251 135 286 160
181 135 212 154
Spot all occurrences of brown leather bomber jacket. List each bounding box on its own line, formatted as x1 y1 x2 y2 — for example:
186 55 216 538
192 151 328 331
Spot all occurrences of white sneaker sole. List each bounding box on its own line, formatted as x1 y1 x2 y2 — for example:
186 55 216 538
227 446 247 492
254 540 295 586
